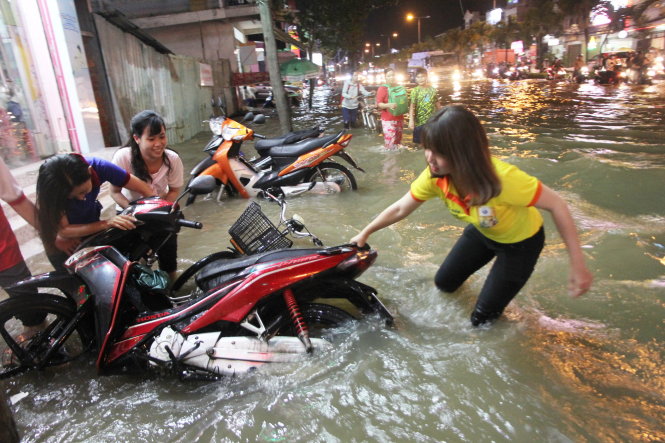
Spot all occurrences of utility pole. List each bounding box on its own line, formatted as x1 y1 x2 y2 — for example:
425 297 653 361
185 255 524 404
258 0 292 133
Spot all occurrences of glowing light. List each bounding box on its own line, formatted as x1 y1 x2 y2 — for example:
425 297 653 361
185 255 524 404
487 8 502 25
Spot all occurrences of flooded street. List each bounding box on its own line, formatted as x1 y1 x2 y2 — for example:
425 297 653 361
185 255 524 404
8 79 665 441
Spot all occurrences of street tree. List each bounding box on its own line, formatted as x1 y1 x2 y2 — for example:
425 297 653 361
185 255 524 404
466 21 494 59
519 0 563 67
491 16 522 51
289 0 396 68
438 27 472 66
557 0 604 61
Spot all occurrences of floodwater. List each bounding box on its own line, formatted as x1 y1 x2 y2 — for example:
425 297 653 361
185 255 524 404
7 79 665 441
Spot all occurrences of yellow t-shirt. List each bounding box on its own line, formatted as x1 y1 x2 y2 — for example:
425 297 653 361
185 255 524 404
410 158 544 244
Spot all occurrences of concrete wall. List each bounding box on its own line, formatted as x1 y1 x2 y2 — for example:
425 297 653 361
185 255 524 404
146 21 239 72
94 15 237 144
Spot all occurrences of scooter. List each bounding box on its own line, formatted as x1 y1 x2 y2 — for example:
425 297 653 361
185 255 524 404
188 111 364 203
574 66 590 83
546 66 568 81
0 177 393 379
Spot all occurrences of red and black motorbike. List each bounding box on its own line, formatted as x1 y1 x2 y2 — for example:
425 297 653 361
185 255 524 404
0 177 392 379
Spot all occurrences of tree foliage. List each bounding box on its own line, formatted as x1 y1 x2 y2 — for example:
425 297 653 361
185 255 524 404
286 0 396 63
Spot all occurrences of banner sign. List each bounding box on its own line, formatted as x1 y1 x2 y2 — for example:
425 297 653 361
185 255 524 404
232 72 270 86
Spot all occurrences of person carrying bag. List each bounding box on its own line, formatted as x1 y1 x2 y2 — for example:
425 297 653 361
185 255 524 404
376 68 407 150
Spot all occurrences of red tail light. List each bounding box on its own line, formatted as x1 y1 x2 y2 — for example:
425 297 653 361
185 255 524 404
336 249 377 277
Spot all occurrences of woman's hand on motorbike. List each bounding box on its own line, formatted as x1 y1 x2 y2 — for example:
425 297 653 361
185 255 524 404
55 234 80 254
107 214 138 231
350 232 369 247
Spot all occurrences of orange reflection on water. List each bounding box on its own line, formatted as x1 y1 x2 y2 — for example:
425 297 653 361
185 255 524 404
523 318 665 442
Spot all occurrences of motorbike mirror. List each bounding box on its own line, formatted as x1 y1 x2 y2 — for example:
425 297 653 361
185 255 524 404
243 112 254 121
253 114 266 124
188 175 217 195
172 175 217 210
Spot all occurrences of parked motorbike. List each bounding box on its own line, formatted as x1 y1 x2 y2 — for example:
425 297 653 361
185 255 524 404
0 178 393 379
187 113 364 203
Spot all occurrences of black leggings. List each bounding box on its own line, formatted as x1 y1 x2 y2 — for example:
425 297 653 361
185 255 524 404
435 224 545 326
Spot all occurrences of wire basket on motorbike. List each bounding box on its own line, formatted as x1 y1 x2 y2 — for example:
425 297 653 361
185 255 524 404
229 202 293 254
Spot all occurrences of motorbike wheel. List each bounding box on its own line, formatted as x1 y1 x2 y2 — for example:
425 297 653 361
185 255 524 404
304 162 357 191
278 303 355 339
0 294 90 378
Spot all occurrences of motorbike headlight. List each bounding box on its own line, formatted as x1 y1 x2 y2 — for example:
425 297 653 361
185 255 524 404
429 73 439 83
209 118 224 136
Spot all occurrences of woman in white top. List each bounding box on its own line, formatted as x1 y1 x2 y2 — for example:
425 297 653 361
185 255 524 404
111 110 184 279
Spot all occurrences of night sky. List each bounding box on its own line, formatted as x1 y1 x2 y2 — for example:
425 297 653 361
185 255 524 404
365 0 503 49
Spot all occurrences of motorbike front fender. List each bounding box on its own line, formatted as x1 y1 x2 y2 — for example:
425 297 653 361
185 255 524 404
334 150 365 173
6 271 87 305
189 156 216 177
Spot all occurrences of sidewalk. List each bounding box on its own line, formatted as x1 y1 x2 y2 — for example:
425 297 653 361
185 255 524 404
2 148 119 275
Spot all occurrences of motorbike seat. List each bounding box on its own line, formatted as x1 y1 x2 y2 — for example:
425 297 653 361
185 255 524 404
195 248 324 289
267 132 340 158
255 126 322 154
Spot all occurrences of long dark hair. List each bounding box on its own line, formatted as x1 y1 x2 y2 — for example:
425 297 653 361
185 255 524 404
422 105 500 205
123 110 171 183
36 154 91 252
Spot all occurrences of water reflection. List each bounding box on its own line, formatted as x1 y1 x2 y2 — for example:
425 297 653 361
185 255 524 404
8 79 665 441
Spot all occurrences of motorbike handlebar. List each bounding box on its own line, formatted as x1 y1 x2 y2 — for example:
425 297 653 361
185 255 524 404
177 219 203 229
254 133 266 139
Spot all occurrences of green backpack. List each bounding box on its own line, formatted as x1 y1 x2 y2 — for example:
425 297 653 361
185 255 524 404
383 84 408 116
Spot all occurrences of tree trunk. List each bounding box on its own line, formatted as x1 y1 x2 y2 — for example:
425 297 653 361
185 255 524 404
258 0 292 133
308 79 315 109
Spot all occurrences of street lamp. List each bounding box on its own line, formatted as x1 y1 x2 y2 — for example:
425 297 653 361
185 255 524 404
406 13 430 44
380 32 398 53
365 42 381 57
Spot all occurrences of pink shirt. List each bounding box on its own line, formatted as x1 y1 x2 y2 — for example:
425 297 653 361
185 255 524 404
112 148 184 206
0 158 26 270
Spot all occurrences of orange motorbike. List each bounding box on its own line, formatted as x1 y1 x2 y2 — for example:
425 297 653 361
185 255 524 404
187 115 364 204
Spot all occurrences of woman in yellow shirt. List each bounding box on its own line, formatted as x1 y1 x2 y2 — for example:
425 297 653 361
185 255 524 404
351 105 593 326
